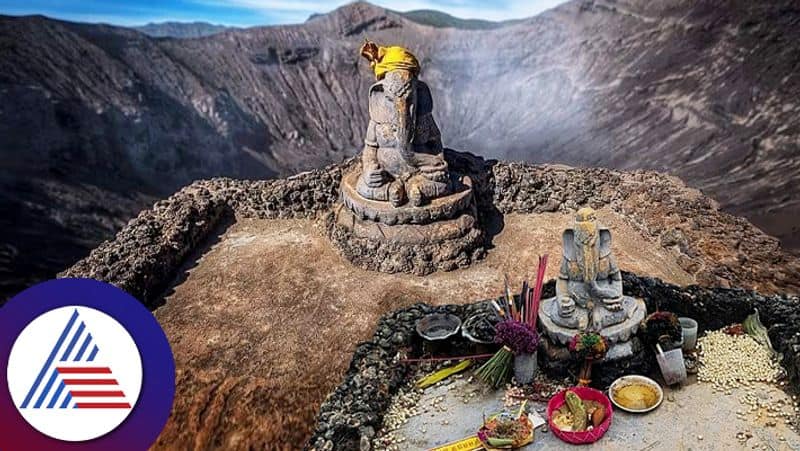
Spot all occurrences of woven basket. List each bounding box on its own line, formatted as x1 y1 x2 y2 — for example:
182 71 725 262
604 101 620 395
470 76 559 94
547 387 613 444
476 413 534 450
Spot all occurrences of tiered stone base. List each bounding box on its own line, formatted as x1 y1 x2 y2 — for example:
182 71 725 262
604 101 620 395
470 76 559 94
340 170 476 225
327 170 485 275
538 296 647 361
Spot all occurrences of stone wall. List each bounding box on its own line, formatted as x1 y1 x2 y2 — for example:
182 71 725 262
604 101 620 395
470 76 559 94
62 151 800 308
306 302 491 451
59 163 348 307
306 273 800 450
60 184 228 308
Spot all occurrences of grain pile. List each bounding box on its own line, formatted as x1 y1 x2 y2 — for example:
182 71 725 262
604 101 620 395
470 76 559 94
697 330 784 392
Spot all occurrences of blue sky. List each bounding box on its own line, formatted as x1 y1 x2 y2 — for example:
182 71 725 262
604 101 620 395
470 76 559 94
0 0 567 26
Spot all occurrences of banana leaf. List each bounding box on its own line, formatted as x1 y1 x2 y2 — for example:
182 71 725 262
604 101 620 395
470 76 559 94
743 308 780 360
416 360 472 389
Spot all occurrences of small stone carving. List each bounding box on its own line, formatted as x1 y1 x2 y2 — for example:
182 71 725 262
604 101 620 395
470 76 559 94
539 207 645 360
555 207 625 329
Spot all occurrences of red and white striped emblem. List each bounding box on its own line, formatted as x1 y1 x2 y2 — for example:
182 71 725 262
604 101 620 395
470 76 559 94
7 306 142 441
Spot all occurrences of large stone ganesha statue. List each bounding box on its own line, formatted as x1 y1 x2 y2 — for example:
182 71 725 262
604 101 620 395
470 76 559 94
329 41 484 275
356 40 451 207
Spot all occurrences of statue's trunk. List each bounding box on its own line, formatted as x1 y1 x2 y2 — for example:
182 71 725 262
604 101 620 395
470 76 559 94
394 96 416 161
574 227 599 283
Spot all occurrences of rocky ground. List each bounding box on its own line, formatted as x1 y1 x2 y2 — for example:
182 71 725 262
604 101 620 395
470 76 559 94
56 154 800 449
4 0 800 297
148 211 688 449
390 376 800 450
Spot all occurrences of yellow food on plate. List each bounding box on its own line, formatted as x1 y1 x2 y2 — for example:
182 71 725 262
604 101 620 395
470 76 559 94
613 383 659 410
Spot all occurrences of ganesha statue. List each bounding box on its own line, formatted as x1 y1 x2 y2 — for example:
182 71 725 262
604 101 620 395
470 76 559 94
355 40 451 207
539 208 646 360
329 41 483 275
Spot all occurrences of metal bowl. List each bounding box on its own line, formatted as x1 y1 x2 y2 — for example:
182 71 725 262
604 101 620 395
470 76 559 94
416 313 462 341
608 375 664 413
461 312 500 344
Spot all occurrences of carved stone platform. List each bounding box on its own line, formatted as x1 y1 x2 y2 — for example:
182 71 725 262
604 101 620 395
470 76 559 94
327 169 485 275
538 296 647 361
340 169 474 225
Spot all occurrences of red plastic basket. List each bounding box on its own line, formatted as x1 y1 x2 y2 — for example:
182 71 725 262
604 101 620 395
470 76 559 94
546 386 613 444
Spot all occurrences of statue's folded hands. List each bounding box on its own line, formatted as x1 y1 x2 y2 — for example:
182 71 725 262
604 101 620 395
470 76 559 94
362 162 385 187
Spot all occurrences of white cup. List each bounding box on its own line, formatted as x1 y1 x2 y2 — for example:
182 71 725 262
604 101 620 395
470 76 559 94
679 317 698 351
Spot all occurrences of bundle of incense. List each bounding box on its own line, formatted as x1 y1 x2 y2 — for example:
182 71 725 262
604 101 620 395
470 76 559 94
527 254 549 326
519 279 529 325
475 345 514 388
504 274 518 320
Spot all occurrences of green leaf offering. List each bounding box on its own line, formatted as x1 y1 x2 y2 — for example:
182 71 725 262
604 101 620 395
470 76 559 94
475 346 513 388
743 308 780 360
416 360 472 389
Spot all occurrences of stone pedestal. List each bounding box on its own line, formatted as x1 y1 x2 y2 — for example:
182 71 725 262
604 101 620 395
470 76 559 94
538 295 646 361
327 169 484 275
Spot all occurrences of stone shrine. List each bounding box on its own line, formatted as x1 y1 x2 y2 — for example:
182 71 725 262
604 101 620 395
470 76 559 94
539 208 646 360
328 41 484 274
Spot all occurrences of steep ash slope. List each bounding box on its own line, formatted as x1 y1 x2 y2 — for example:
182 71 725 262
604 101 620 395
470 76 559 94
2 0 800 298
133 21 232 38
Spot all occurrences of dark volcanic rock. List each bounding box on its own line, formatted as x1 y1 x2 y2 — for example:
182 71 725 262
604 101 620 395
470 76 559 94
3 0 800 297
59 184 229 308
305 301 493 451
56 162 347 306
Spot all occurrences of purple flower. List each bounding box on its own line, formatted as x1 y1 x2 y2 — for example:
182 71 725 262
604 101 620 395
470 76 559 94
494 320 539 355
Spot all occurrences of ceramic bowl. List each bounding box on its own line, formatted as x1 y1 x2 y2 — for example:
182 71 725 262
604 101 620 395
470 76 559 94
608 375 664 413
415 313 461 341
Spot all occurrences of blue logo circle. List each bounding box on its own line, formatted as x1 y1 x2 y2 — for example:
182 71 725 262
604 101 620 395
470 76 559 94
0 278 175 450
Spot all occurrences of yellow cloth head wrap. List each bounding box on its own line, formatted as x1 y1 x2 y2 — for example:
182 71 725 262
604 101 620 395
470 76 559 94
360 41 420 80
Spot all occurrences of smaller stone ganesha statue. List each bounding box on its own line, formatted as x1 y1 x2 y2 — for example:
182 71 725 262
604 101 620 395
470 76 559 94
538 208 646 359
356 40 451 207
552 208 636 330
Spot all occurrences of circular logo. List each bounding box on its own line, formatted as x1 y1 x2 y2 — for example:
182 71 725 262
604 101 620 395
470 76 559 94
0 279 175 450
7 306 144 441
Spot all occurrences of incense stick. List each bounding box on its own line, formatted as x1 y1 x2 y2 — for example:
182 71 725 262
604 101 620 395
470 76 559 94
491 300 505 318
504 274 518 320
529 254 548 327
400 353 495 363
